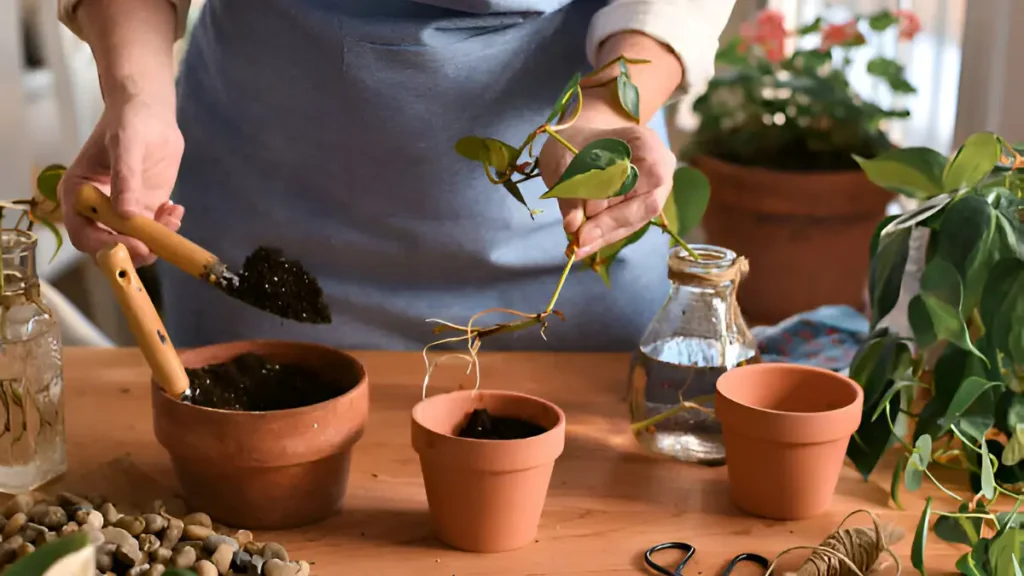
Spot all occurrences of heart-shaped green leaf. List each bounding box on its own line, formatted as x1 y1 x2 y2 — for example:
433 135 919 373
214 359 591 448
546 73 582 124
662 166 710 244
540 138 633 200
454 136 520 172
868 226 912 326
904 452 924 491
980 258 1024 366
616 61 641 122
911 497 932 575
34 217 64 263
854 148 947 199
35 164 66 204
1003 425 1024 466
937 195 998 313
945 377 1004 430
943 131 1001 192
981 440 996 498
908 258 987 362
935 502 983 546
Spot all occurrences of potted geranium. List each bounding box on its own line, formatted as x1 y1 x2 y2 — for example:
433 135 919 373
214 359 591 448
682 8 921 325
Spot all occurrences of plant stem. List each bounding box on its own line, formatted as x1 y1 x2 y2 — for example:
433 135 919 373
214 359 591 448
545 250 576 314
543 126 579 155
654 212 700 260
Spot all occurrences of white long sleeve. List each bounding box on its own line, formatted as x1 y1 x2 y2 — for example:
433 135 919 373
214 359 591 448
586 0 736 98
58 0 191 41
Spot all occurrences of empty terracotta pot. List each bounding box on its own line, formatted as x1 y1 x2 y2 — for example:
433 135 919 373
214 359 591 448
715 363 863 520
411 390 565 553
152 340 369 529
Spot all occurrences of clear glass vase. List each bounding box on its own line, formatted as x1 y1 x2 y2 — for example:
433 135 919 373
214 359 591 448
0 229 66 492
628 244 759 466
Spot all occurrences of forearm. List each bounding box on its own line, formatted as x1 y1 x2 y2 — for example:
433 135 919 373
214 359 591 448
580 32 683 125
74 0 178 104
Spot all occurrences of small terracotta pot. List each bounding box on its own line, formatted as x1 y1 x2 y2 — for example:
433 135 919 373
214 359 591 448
411 390 565 553
715 363 863 520
692 155 892 325
152 340 369 529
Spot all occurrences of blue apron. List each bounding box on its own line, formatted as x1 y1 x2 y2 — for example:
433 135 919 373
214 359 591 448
163 0 672 351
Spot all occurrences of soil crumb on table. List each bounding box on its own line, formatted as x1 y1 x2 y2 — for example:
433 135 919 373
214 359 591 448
457 408 547 440
183 352 348 412
225 246 332 324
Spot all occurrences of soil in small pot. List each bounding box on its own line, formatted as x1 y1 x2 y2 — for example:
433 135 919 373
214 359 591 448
223 247 332 325
456 409 546 440
182 352 350 412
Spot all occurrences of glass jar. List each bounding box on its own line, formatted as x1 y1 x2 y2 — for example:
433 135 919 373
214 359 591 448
0 230 66 492
628 244 759 466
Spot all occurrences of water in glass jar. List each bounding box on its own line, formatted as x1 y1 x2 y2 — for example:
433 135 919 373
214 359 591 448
0 328 66 492
628 335 759 465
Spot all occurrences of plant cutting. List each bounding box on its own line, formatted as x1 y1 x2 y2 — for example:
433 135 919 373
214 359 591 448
411 55 710 553
843 130 1024 574
681 7 920 324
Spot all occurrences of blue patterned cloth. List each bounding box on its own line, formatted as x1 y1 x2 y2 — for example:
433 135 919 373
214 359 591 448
751 305 870 373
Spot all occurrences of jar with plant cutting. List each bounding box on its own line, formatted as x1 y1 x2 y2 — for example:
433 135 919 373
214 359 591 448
845 131 1024 573
0 164 68 492
628 244 758 465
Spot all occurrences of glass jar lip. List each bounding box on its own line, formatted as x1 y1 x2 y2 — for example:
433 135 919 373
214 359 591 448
1 229 39 254
670 244 738 274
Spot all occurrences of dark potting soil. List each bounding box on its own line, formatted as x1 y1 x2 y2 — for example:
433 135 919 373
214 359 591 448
457 408 547 440
223 247 332 324
182 352 349 412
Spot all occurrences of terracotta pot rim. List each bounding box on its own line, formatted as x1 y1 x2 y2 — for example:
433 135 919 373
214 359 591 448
412 389 566 445
159 339 368 418
688 154 871 178
716 363 863 419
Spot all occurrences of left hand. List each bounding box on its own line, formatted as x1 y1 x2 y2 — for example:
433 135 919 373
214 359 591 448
538 96 676 260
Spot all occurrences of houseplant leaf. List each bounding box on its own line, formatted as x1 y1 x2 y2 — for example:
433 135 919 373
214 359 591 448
587 223 650 286
35 164 65 204
616 61 641 122
454 136 520 172
5 531 91 576
943 131 1001 192
869 215 900 259
853 148 947 199
881 192 953 236
539 161 630 200
662 166 711 243
868 227 912 326
982 439 996 499
847 334 912 477
936 195 998 313
546 73 582 124
911 497 932 575
980 258 1024 365
908 258 987 362
935 502 984 546
501 180 533 213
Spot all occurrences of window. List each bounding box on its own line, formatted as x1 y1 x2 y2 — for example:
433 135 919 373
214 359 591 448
767 0 966 155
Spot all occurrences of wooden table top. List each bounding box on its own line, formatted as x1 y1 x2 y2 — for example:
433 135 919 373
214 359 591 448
53 347 964 575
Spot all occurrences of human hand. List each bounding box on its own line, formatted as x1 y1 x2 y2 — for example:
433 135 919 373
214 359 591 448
538 99 675 260
59 92 185 267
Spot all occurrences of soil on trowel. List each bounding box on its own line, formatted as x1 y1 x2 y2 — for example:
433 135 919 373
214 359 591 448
182 352 348 412
224 246 332 324
457 408 547 440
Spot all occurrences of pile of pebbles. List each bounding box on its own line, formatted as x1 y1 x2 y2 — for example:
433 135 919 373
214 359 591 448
0 492 312 576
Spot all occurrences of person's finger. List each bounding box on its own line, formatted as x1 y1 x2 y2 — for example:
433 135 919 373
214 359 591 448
574 193 664 258
558 198 585 238
154 200 184 229
583 199 608 218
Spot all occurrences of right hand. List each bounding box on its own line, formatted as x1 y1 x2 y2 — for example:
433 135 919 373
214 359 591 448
59 91 186 267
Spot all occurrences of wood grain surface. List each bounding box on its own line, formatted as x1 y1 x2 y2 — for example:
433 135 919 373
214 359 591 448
40 348 965 575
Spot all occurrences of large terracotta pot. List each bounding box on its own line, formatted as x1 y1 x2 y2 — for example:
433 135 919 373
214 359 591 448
692 155 892 325
152 340 369 530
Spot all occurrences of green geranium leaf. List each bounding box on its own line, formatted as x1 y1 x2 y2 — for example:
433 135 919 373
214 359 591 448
662 166 710 244
908 258 987 362
587 223 650 286
865 57 916 94
454 136 520 172
797 16 823 34
853 148 947 199
867 10 899 31
35 164 65 204
912 497 931 575
868 226 912 326
616 60 641 122
943 131 1001 192
5 531 91 576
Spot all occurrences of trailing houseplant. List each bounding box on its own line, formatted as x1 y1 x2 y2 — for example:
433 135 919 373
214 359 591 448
411 55 711 553
680 7 921 324
845 130 1024 574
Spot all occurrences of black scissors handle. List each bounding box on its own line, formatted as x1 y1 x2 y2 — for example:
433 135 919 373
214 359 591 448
722 552 771 575
644 542 695 576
